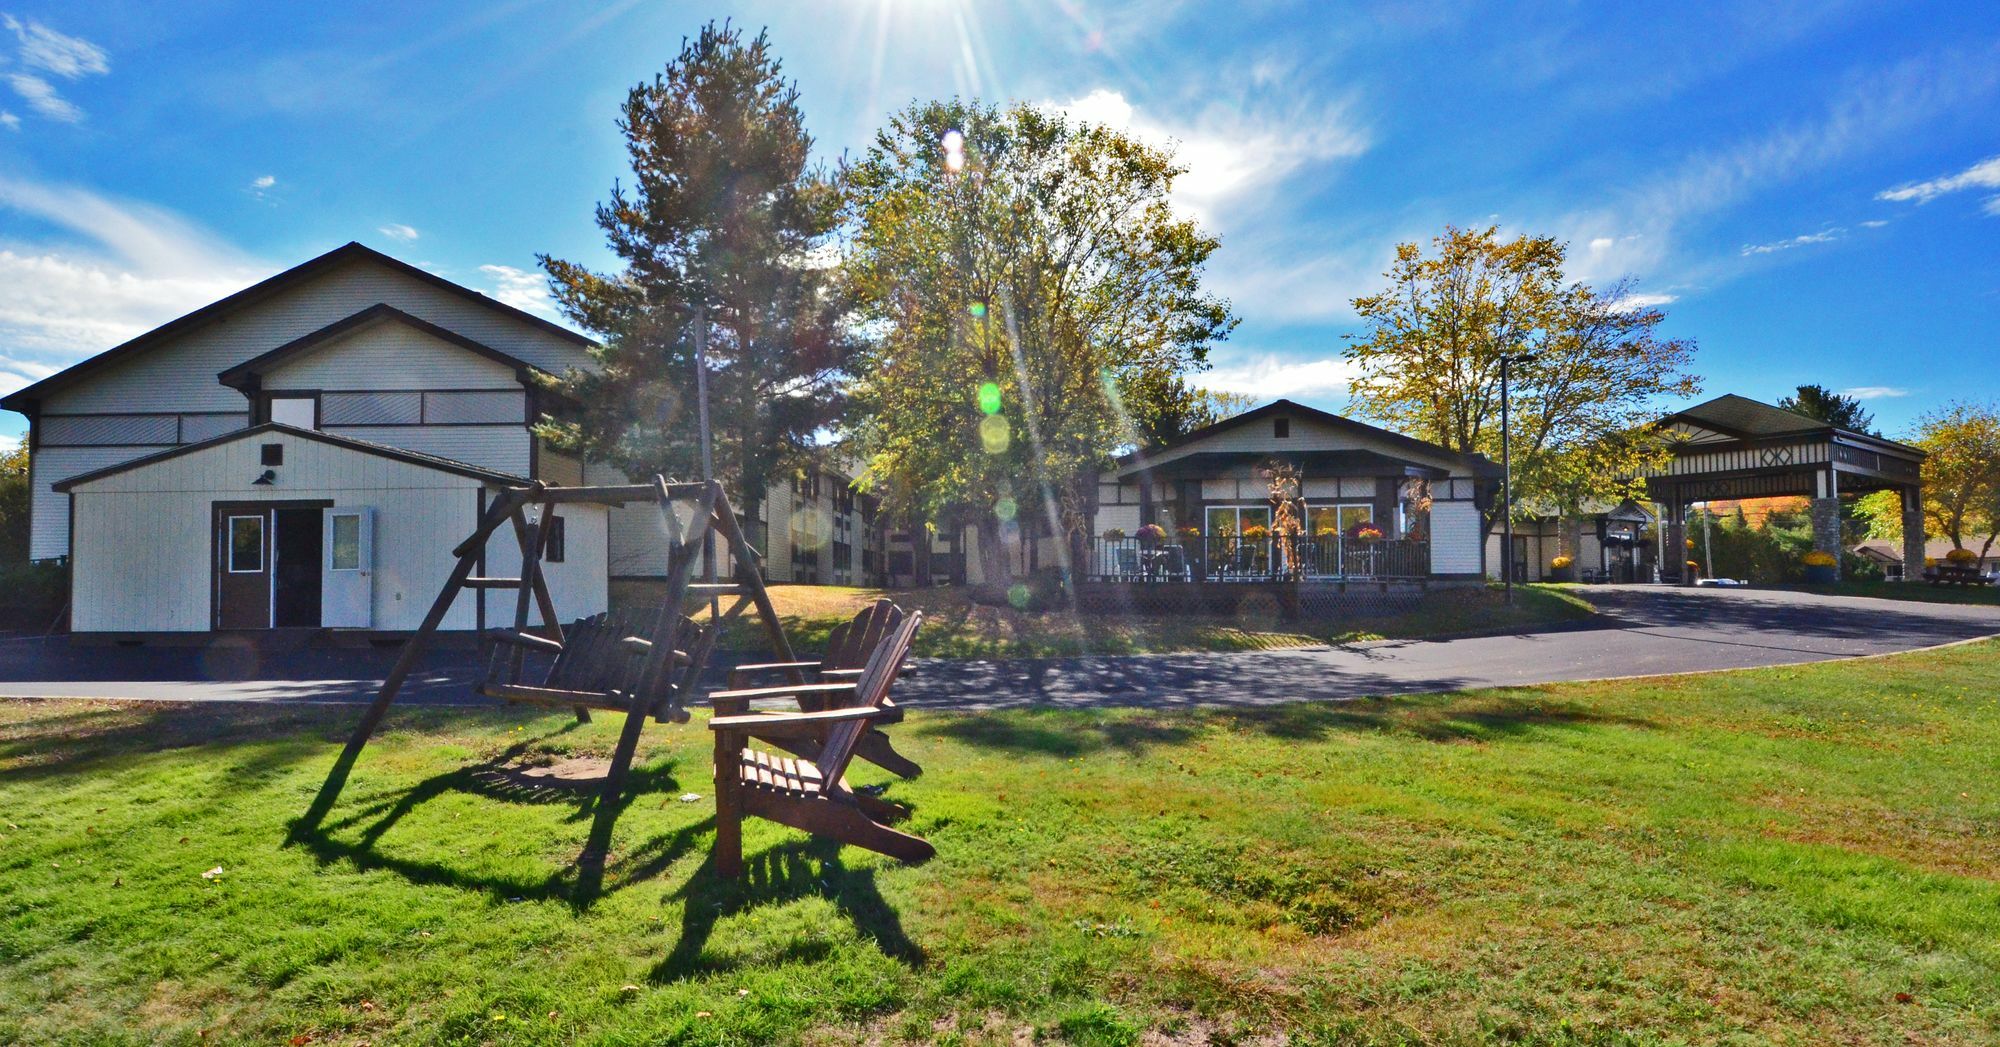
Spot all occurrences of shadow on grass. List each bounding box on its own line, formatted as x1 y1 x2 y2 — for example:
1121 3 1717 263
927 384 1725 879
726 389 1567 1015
0 700 358 785
920 714 1197 757
916 692 1659 757
287 722 703 909
652 835 924 982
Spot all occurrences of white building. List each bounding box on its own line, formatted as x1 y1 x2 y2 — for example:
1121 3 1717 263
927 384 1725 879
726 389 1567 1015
3 242 625 637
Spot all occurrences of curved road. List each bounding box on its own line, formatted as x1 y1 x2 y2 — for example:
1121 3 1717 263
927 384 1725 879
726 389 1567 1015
0 586 1995 708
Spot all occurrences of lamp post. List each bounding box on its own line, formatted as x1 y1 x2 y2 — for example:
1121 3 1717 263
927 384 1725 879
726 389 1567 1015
1499 353 1532 605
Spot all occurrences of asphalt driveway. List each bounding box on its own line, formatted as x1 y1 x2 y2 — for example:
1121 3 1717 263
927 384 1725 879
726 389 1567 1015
1 585 1995 709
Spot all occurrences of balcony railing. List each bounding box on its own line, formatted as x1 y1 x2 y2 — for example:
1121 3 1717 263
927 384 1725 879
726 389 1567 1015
1085 536 1429 583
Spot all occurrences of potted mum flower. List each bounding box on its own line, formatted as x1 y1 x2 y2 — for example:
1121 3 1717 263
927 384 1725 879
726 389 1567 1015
1550 554 1576 583
1350 523 1385 544
1802 549 1838 585
1242 524 1270 540
1136 523 1167 548
1102 527 1126 541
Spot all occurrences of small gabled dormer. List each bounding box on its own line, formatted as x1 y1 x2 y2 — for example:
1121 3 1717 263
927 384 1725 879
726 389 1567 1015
217 303 568 477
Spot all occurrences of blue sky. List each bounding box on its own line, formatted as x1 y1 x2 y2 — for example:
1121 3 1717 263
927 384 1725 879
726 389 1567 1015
1 1 1997 449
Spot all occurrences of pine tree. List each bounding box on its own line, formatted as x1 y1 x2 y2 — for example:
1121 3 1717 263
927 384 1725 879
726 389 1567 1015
537 21 851 517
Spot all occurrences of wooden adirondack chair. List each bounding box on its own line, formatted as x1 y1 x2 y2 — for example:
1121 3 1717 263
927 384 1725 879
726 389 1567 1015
720 598 921 778
707 611 932 877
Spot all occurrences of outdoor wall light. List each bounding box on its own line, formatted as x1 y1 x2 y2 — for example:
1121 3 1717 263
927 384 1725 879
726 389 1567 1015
252 469 277 486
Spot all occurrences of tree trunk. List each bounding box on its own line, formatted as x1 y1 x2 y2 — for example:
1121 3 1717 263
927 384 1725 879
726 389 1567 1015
975 512 1015 599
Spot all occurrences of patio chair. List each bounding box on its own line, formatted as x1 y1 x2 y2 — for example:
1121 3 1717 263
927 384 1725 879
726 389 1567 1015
718 598 921 779
707 612 932 877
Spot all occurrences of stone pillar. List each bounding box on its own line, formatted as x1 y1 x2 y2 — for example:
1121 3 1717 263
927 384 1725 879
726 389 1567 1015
1665 503 1687 585
1810 497 1843 581
1901 487 1927 582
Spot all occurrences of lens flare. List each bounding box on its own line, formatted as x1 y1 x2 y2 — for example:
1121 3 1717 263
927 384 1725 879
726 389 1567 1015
979 413 1010 453
942 129 965 173
967 300 987 319
995 495 1017 521
977 381 1002 415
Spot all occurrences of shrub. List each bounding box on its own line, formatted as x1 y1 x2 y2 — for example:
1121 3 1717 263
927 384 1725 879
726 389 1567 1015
1802 550 1838 567
0 560 67 631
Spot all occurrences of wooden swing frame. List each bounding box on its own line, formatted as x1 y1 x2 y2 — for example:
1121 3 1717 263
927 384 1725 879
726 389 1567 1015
306 475 800 820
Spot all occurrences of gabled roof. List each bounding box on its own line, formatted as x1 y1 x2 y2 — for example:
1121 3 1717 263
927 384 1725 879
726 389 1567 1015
52 422 528 492
1119 398 1503 478
217 303 548 390
2 241 592 413
1661 394 1923 457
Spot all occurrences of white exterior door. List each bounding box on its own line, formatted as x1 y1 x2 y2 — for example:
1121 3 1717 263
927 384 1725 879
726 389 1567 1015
321 507 373 628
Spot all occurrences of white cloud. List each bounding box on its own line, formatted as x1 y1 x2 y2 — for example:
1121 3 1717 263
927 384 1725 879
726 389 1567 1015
0 430 18 451
6 73 81 122
1840 386 1909 400
0 111 17 131
1740 228 1843 256
1557 44 2000 282
377 223 419 243
251 175 275 190
1194 352 1360 401
1049 85 1369 230
1610 292 1678 311
3 15 109 79
478 264 558 318
1859 219 1890 228
1876 154 2000 206
0 16 107 126
0 177 265 394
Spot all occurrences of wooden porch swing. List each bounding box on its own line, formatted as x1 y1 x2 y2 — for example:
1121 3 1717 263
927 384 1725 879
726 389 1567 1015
313 475 802 815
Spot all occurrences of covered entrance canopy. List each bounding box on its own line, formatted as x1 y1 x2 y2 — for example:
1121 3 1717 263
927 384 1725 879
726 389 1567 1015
1641 395 1925 582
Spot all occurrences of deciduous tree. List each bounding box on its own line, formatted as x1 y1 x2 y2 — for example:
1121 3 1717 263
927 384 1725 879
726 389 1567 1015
1345 225 1701 533
1913 402 2000 557
537 22 852 517
842 99 1235 590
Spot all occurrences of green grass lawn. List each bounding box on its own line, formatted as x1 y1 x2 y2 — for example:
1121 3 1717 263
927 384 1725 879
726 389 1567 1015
691 583 1595 659
4 641 1998 1044
1797 580 2000 607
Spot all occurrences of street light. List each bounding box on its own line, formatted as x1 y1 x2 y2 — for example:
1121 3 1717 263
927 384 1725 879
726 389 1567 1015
1499 353 1534 605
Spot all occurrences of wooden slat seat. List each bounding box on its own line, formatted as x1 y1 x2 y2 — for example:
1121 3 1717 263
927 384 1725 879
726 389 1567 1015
719 598 922 779
709 612 932 876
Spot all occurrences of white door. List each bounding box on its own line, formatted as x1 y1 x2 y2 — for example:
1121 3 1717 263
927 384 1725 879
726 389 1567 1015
322 507 373 628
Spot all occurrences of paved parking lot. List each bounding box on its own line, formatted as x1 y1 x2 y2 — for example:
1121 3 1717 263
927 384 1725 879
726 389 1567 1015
1 585 1995 709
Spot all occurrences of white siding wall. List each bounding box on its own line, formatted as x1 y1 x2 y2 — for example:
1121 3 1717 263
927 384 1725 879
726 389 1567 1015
67 434 491 632
477 503 609 629
41 259 590 416
318 425 529 477
1095 504 1142 535
27 256 595 558
1131 413 1469 475
261 322 521 389
1429 501 1484 575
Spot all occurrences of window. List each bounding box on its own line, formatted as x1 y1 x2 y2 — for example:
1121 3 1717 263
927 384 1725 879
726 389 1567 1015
1274 417 1290 438
268 397 317 429
226 515 264 573
330 513 362 571
1204 505 1272 537
261 443 284 466
1307 504 1376 538
543 515 566 563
